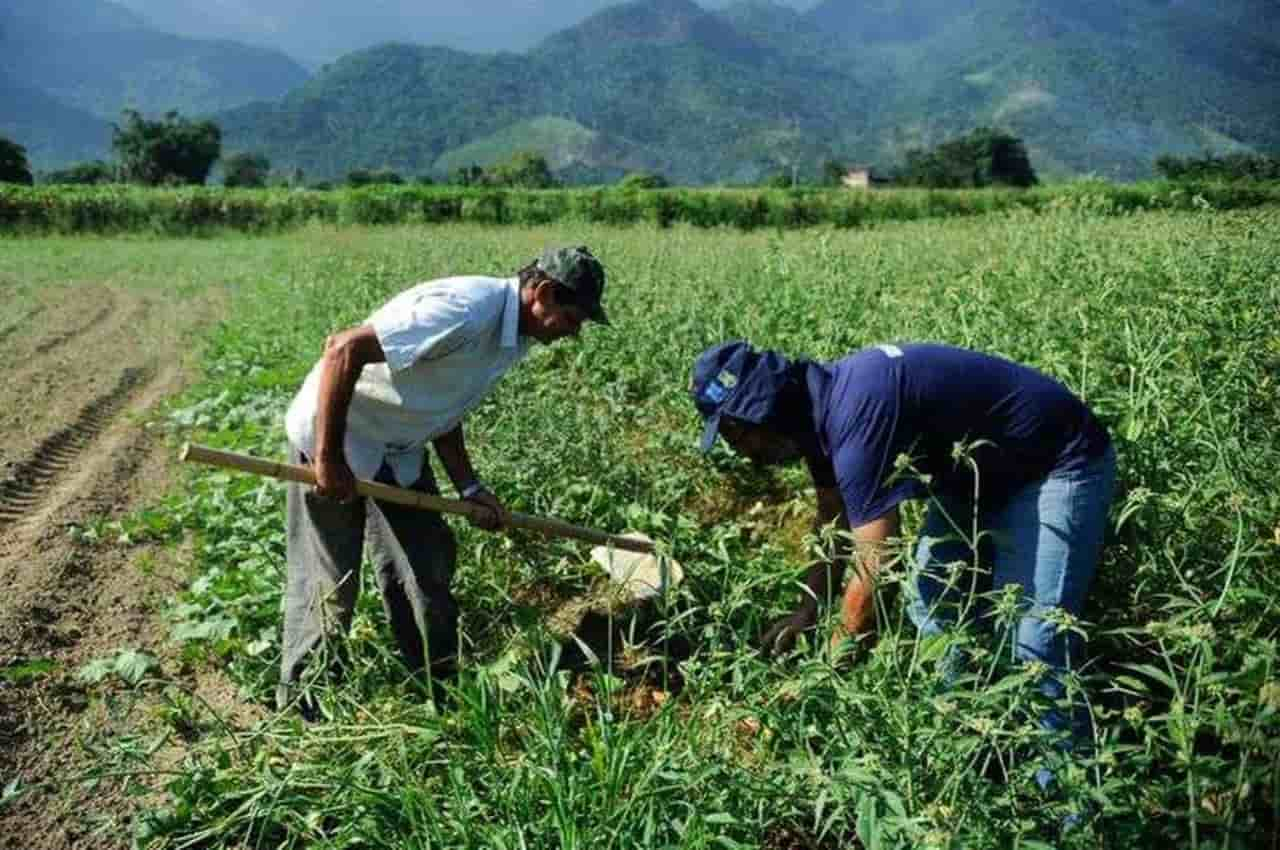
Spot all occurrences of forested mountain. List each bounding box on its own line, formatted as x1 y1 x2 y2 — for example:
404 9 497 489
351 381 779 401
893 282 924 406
218 0 864 183
431 118 660 185
0 72 112 169
716 1 830 48
111 0 817 64
0 0 309 169
6 0 1276 181
217 0 1279 183
216 46 539 181
804 0 1280 176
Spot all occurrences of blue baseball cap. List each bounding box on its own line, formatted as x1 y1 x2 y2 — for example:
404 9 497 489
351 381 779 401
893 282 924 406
690 340 793 452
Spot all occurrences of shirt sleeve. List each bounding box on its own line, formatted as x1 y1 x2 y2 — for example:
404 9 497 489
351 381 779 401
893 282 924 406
368 289 474 372
833 437 921 526
829 386 920 526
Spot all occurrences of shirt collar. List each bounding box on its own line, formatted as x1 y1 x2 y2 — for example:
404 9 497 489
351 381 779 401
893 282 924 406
501 278 521 349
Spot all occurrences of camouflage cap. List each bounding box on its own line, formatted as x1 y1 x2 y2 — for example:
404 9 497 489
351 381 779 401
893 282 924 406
535 245 608 325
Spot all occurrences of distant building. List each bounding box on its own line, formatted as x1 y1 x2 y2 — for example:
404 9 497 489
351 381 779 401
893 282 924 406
842 166 890 189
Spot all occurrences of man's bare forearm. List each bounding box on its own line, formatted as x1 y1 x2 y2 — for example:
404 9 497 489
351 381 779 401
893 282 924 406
310 327 385 503
793 486 852 615
314 333 366 461
759 487 851 653
431 424 479 492
432 423 508 529
838 550 881 635
837 509 900 636
796 558 847 615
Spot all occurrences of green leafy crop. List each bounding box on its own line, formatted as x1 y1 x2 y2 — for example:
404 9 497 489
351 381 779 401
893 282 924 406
23 206 1277 848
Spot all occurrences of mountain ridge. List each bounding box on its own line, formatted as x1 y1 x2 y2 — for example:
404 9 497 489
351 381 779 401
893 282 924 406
543 0 768 61
214 0 1278 183
5 0 1277 182
0 0 310 169
0 72 112 170
110 0 818 64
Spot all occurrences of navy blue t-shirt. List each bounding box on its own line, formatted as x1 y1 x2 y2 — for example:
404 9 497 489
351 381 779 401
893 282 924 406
803 344 1110 526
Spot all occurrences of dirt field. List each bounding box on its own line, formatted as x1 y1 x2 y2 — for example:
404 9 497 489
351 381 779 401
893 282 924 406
0 279 228 850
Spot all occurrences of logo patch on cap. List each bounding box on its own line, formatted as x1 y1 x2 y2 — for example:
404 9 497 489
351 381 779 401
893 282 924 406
700 368 741 405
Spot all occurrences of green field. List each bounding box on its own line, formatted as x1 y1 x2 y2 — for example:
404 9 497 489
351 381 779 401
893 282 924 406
11 206 1280 848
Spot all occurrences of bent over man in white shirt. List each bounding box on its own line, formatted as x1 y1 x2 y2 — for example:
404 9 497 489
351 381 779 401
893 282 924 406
278 246 608 714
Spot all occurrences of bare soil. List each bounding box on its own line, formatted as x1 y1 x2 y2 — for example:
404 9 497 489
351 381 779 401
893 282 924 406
0 281 239 850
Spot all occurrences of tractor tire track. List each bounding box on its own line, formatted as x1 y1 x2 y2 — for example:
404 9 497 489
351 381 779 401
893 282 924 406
0 305 45 347
0 288 141 473
32 303 114 356
0 368 152 533
3 288 116 362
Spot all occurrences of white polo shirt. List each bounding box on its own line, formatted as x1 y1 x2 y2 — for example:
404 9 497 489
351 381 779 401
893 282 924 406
285 275 530 487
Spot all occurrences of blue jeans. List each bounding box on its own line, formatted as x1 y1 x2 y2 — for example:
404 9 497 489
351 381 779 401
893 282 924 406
907 445 1117 754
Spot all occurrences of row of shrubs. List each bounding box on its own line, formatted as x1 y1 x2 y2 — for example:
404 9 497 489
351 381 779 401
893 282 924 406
2 181 1278 235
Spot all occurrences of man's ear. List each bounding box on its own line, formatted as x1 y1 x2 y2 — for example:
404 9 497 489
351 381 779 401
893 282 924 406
532 279 558 307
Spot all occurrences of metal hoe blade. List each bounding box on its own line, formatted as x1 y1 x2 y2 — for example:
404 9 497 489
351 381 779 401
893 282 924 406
590 533 684 602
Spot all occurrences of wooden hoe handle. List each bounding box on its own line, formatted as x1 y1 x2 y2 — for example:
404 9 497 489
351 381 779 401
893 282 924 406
180 443 656 554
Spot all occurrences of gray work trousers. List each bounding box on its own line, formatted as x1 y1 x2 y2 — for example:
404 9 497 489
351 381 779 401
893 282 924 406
277 444 458 709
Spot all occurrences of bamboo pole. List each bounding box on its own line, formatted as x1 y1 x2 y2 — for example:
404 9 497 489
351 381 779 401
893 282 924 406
180 443 656 554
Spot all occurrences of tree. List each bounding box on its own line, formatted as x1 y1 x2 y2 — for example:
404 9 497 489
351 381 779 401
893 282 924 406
0 136 34 186
618 172 668 190
346 167 403 187
985 129 1037 187
821 159 848 187
1155 152 1280 182
222 152 271 188
43 160 115 185
896 128 1037 189
267 167 307 189
1154 154 1188 181
486 151 557 188
453 164 485 187
112 110 221 186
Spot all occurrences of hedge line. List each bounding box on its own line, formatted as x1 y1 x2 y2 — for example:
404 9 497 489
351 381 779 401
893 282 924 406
2 181 1278 235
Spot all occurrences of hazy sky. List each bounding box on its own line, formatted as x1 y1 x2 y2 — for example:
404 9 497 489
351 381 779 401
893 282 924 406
114 0 819 66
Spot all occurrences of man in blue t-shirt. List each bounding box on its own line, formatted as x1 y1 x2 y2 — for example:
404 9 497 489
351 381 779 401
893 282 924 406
690 340 1116 749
